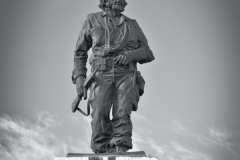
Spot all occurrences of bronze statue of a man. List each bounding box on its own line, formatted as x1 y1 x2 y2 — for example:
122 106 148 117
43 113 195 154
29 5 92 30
72 0 154 153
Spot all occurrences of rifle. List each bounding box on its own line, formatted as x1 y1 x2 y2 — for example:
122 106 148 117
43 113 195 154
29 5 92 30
71 65 100 116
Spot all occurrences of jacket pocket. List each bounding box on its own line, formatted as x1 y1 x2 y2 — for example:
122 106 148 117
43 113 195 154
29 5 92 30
90 27 105 46
126 21 138 42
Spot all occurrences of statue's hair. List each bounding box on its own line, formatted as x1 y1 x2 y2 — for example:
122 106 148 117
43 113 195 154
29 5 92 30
98 0 107 10
98 0 127 12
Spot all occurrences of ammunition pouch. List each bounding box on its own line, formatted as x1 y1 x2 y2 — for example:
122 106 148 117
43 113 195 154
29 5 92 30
136 71 145 96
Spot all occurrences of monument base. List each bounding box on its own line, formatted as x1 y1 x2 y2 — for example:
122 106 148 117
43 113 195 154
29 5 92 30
54 151 158 160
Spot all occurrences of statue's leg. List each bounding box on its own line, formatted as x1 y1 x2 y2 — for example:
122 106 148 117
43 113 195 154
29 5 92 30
90 73 114 153
110 72 139 152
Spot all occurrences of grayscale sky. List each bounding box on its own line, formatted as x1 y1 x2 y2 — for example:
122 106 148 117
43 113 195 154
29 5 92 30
0 0 240 160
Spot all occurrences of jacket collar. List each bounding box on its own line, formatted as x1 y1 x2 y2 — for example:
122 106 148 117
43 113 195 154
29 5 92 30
101 11 128 25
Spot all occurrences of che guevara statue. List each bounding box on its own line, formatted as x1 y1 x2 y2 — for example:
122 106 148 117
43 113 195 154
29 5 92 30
72 0 154 153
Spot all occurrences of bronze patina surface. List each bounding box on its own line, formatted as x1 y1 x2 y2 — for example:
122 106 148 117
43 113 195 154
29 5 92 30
72 0 154 153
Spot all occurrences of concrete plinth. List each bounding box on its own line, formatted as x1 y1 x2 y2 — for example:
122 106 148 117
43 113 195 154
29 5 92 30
54 151 158 160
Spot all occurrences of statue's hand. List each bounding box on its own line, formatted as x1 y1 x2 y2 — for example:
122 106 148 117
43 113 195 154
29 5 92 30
115 54 129 65
76 76 85 99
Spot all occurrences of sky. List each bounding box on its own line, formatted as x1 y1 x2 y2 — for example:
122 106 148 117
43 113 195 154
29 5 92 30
0 0 240 160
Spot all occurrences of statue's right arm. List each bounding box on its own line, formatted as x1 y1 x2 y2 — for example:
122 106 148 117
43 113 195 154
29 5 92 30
72 16 93 97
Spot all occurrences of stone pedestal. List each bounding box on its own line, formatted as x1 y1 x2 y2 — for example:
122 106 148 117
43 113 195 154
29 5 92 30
54 151 158 160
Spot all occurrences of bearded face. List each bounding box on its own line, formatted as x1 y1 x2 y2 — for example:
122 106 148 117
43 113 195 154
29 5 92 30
99 0 127 12
109 0 127 12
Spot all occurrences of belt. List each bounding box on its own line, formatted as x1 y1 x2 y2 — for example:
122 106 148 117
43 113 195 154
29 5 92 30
92 56 136 71
92 56 115 71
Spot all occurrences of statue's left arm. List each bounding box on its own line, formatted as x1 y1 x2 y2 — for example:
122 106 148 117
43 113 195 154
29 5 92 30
123 21 155 64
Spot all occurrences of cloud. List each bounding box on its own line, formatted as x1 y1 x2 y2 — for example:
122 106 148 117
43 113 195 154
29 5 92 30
132 112 152 125
196 126 240 156
132 131 164 157
170 120 189 135
2 111 238 160
130 116 212 159
0 111 92 160
168 118 240 159
135 116 238 160
208 126 232 148
0 112 66 160
206 126 240 158
165 141 213 160
147 138 165 155
132 131 212 160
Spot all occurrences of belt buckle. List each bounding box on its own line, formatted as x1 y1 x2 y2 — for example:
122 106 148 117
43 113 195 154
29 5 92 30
109 57 115 69
101 58 107 70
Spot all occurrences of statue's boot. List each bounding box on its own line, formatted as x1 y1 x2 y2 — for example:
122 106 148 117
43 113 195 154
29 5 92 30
115 146 129 152
107 147 116 153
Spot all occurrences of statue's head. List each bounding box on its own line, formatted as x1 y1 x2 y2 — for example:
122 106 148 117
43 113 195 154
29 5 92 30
99 0 127 12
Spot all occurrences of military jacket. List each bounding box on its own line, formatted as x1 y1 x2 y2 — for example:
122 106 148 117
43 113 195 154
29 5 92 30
72 11 154 83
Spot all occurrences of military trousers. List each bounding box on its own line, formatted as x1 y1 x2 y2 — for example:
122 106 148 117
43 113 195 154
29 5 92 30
88 70 139 153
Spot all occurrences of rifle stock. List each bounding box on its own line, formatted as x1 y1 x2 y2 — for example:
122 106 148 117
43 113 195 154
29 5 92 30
72 95 81 113
72 88 89 116
72 65 99 116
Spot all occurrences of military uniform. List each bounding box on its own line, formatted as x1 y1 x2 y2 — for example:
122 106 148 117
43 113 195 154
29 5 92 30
72 11 154 153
